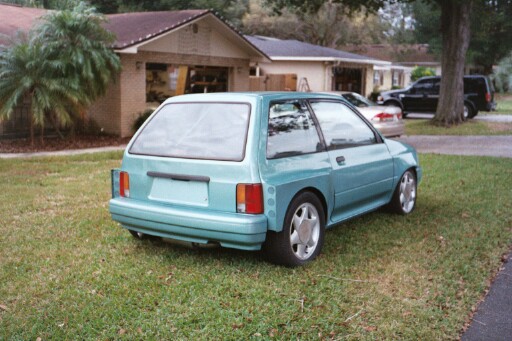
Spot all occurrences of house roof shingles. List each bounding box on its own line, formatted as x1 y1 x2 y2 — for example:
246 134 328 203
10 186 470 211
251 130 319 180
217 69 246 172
246 35 390 65
104 10 209 49
0 4 267 59
0 3 46 45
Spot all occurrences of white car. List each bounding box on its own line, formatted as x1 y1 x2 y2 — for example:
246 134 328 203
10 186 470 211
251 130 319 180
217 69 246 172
327 92 405 137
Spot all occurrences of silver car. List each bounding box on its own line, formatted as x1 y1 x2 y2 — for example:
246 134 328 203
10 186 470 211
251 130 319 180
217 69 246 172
327 92 405 137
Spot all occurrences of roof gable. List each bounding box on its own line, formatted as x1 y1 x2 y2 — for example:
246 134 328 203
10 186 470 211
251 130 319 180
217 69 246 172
107 11 269 61
104 10 209 49
0 4 268 61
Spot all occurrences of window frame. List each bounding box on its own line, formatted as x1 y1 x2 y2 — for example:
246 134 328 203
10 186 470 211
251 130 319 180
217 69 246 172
306 99 383 151
266 99 326 160
128 101 252 162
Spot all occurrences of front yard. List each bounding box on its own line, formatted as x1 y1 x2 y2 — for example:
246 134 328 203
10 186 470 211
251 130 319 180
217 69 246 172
1 152 511 339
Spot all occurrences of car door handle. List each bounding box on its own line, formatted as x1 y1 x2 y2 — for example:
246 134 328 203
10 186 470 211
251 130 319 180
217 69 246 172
336 156 346 164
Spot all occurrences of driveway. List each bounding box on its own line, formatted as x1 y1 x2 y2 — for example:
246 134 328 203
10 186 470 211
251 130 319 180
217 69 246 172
397 113 512 158
396 135 512 158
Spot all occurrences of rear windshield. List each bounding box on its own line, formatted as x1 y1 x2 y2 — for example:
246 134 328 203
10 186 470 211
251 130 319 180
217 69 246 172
129 102 250 161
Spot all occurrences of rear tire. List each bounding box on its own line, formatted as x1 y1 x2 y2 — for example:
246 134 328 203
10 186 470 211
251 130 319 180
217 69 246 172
263 192 325 267
464 102 476 119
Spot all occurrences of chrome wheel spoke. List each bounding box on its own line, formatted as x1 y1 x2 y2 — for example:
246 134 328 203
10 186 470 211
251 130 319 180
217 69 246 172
398 171 416 213
289 202 321 260
290 230 300 245
296 244 307 258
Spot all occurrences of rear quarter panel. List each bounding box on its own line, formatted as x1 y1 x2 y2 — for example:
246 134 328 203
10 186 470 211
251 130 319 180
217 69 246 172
256 96 333 233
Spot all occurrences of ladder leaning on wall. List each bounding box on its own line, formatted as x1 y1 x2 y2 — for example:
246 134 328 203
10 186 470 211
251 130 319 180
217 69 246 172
297 77 311 92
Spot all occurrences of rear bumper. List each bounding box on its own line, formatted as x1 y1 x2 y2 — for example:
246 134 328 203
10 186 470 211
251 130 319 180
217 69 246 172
109 198 268 250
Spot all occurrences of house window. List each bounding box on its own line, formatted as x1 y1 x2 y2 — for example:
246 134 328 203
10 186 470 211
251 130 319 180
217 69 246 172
146 64 228 104
373 71 383 87
332 67 362 93
392 70 401 87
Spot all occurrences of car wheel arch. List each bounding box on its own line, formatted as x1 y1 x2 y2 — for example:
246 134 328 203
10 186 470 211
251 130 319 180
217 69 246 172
384 100 403 110
270 186 329 233
294 187 328 222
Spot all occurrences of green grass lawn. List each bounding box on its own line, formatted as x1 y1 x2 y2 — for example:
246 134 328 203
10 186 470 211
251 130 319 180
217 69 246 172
405 119 512 136
1 152 511 339
494 93 512 115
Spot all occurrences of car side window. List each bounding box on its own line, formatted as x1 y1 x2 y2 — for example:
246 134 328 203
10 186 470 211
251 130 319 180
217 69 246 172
412 79 433 94
431 78 441 95
310 101 377 150
267 101 323 159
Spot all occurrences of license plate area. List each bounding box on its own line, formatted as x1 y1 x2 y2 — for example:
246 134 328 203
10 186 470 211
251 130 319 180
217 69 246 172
148 172 209 207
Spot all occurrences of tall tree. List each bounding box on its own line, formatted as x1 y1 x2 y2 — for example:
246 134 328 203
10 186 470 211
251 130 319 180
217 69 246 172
433 0 472 125
117 0 250 26
264 0 485 126
244 0 388 47
412 0 512 75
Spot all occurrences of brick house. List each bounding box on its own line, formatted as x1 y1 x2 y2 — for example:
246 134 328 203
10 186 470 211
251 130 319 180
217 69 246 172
0 4 269 137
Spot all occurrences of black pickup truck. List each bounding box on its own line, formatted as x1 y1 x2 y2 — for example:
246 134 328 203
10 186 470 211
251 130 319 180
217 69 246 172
377 75 496 118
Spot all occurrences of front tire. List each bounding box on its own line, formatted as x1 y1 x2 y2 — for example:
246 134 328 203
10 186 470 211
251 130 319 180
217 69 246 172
389 170 417 215
263 192 325 267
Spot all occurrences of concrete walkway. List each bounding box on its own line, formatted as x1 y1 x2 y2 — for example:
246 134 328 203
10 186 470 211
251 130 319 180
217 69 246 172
0 145 126 159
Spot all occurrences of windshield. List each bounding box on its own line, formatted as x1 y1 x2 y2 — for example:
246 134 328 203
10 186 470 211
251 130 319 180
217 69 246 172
129 102 250 161
341 93 375 107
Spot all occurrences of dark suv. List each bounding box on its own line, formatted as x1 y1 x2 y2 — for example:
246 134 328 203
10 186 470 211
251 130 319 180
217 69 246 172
377 75 496 118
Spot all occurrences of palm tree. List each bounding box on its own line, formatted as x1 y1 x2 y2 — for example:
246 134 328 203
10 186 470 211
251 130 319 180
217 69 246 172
0 2 121 144
36 2 121 105
0 34 84 144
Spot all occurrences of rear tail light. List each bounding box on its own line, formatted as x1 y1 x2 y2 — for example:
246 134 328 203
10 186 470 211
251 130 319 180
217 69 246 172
236 184 263 214
120 171 130 197
485 92 491 102
372 113 394 122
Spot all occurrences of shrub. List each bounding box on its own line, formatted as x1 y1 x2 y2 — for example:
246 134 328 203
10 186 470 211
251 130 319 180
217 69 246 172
492 52 512 93
411 66 436 81
369 86 380 102
132 109 154 132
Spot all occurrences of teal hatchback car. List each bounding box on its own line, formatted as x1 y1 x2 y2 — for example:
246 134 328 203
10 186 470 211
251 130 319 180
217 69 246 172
110 92 421 266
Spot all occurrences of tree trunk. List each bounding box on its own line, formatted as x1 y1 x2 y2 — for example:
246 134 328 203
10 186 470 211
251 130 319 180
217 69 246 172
433 1 472 126
29 115 35 146
40 123 44 145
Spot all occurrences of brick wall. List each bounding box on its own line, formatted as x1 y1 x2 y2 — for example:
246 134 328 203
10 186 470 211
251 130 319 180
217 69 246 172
89 52 251 137
118 54 147 137
88 72 121 136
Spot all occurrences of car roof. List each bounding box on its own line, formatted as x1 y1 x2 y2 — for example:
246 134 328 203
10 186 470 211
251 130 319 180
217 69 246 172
163 92 344 104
